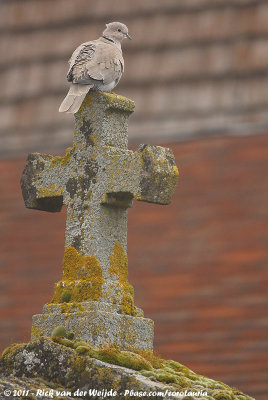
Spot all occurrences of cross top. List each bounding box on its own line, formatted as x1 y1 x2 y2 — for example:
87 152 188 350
21 92 178 319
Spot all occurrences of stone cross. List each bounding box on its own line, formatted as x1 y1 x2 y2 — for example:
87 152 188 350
21 92 178 350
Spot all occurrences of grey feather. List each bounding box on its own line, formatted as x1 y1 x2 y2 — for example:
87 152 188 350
59 83 92 113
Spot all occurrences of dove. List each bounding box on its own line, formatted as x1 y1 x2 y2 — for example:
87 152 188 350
59 22 132 114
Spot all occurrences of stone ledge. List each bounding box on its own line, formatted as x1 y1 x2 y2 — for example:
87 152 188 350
42 301 144 317
0 338 255 400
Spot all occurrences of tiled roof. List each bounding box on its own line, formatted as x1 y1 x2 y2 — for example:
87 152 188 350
1 0 268 155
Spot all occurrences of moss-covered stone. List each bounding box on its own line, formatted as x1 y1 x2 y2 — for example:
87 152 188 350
61 290 72 303
0 338 255 400
73 340 90 349
95 346 152 372
20 92 181 352
66 332 75 340
109 241 138 316
75 345 92 355
53 337 75 348
31 299 153 350
51 246 105 304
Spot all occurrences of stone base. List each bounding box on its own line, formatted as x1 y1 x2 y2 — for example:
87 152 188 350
0 337 254 400
31 301 154 350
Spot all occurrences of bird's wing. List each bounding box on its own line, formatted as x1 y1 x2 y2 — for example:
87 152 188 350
69 40 124 85
67 41 97 82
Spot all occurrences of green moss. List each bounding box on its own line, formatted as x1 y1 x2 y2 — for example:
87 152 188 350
1 343 25 358
67 353 88 386
0 337 254 400
136 349 164 369
165 360 189 372
60 290 71 303
66 332 75 340
116 351 152 371
94 346 152 372
163 366 177 374
210 381 231 390
52 337 74 348
140 370 156 378
51 326 67 338
0 343 27 375
95 345 118 364
75 346 91 355
155 370 178 384
73 341 89 349
175 376 191 388
213 392 235 400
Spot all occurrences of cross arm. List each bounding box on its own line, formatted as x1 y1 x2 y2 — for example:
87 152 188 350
21 152 67 212
97 144 178 208
135 144 179 205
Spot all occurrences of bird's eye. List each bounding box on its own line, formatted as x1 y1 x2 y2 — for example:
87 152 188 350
118 29 121 32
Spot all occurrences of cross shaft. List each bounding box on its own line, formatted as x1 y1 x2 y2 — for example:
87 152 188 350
21 92 178 320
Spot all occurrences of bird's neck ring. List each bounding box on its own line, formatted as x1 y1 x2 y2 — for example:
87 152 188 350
102 35 115 43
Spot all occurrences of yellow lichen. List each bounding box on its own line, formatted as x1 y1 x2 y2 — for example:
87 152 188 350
79 92 135 117
173 165 179 176
38 184 62 198
51 246 104 303
108 242 136 316
49 144 76 169
31 324 43 339
62 246 103 282
109 242 133 294
80 93 93 109
59 302 86 314
62 246 83 281
121 295 137 317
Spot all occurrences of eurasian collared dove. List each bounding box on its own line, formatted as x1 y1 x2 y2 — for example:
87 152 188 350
59 22 132 114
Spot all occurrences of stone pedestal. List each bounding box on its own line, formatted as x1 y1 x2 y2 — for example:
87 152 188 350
31 301 154 350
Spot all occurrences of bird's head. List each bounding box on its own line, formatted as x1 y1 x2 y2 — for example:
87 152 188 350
103 22 132 43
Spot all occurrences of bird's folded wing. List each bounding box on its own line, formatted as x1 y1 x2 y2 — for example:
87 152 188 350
68 41 96 66
67 41 96 82
70 41 124 85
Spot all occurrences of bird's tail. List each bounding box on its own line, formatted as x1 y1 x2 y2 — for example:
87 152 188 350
59 83 93 113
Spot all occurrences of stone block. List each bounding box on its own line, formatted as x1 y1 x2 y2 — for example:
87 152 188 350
31 301 154 350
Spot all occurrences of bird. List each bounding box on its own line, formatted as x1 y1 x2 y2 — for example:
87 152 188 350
59 22 132 114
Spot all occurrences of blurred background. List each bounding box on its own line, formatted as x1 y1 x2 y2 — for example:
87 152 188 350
1 0 268 398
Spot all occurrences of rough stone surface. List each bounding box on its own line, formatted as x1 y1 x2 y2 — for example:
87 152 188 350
32 301 153 351
20 92 178 350
0 338 255 400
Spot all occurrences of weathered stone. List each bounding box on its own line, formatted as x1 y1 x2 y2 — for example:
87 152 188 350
0 338 255 400
20 92 179 350
31 301 153 350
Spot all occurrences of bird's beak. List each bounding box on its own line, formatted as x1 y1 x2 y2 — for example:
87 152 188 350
125 33 132 40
